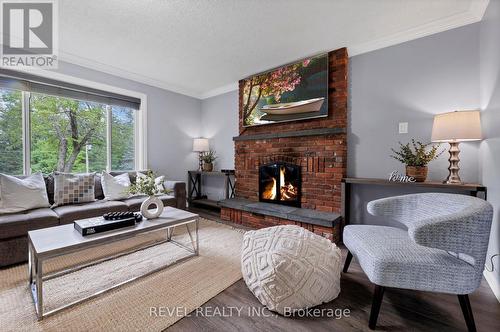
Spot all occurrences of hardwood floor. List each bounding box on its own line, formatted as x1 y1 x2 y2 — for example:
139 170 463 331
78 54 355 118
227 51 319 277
169 208 500 332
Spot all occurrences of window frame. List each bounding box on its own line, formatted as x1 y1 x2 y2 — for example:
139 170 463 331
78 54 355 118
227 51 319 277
0 70 147 175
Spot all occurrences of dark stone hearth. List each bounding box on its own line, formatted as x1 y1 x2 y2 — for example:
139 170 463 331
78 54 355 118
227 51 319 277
232 127 346 141
219 198 341 228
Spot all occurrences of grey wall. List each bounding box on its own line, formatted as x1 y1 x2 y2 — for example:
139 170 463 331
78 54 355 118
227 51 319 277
479 0 500 296
195 24 484 225
348 23 482 226
54 61 202 181
200 90 239 200
201 90 239 170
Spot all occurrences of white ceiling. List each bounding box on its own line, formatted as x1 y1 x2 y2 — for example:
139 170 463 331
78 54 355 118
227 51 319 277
58 0 489 99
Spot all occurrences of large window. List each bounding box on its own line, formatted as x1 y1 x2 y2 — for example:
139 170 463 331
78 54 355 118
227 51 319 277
30 93 108 173
111 106 135 171
0 89 23 174
0 85 141 175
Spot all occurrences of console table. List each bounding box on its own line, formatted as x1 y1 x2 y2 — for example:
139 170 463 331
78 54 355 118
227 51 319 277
188 170 235 209
341 177 487 226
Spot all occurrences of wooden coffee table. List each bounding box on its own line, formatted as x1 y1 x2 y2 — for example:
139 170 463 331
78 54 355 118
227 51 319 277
28 207 199 320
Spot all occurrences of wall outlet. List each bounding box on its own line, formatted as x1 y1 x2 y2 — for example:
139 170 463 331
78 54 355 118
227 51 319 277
399 122 408 134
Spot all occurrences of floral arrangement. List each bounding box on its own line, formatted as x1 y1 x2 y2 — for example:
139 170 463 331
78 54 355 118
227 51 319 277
390 139 444 167
128 171 160 197
202 150 217 164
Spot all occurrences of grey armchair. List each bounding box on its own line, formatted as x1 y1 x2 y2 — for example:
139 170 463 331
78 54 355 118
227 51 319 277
342 193 493 331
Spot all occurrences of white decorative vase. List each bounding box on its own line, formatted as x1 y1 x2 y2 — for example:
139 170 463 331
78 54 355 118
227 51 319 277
140 196 164 219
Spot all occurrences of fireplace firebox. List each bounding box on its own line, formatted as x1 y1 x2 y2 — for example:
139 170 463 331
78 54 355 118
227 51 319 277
259 162 301 207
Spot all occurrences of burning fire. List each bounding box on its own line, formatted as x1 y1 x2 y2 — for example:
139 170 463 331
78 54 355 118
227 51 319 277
262 166 298 201
262 178 277 200
279 166 298 200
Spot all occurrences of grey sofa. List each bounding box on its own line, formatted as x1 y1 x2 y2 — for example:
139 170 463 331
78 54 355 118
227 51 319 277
343 193 493 332
0 171 186 267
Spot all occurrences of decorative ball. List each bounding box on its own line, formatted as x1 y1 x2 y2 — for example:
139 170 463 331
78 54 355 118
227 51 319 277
241 225 342 315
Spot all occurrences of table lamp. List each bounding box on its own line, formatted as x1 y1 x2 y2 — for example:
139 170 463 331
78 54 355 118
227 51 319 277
193 138 209 171
431 110 482 184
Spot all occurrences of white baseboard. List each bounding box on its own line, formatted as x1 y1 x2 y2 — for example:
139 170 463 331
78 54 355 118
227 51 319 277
483 269 500 303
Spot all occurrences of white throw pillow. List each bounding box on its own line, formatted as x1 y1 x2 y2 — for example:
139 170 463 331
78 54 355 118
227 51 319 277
0 172 50 214
136 172 165 194
101 172 131 200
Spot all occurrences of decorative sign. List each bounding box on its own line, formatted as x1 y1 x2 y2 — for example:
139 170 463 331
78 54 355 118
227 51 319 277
388 170 416 183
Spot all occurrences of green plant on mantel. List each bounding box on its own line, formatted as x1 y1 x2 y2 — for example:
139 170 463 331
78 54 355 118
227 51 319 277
390 139 444 167
128 170 160 197
202 150 218 163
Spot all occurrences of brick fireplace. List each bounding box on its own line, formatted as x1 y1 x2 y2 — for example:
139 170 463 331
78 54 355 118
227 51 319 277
220 48 348 242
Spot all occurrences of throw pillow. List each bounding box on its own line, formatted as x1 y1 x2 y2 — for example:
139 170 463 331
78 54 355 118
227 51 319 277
101 172 131 200
136 172 165 194
0 172 50 214
52 172 96 207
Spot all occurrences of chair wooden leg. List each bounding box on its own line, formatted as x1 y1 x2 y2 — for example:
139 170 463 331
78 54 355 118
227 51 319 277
343 251 353 273
458 294 477 332
369 285 385 330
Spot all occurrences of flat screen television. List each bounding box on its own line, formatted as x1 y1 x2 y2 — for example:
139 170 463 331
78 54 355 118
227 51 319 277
241 53 328 127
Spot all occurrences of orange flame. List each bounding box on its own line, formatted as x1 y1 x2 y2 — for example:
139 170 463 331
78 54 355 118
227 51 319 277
262 166 298 201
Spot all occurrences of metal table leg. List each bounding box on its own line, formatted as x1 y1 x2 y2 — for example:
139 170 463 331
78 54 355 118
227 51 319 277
36 258 43 320
30 251 43 320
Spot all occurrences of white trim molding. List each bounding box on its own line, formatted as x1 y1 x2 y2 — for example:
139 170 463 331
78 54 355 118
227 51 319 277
348 0 490 57
199 83 239 99
58 51 204 99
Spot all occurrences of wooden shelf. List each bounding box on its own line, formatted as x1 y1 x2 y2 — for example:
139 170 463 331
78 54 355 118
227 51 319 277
187 171 236 211
189 198 220 209
342 177 485 191
188 170 235 176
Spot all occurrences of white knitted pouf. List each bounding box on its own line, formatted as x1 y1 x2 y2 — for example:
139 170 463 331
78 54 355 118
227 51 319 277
241 225 342 314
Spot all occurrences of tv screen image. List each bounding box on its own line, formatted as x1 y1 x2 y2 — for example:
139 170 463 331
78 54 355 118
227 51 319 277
242 53 329 127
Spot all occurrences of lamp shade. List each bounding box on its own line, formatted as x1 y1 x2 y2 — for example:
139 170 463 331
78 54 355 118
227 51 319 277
193 138 209 152
431 110 482 143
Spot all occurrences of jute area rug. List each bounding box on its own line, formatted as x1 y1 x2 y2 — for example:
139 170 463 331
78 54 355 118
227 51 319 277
0 218 245 331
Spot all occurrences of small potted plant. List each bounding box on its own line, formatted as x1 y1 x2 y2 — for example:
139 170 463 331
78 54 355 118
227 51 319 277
390 139 444 182
128 171 163 219
202 150 217 172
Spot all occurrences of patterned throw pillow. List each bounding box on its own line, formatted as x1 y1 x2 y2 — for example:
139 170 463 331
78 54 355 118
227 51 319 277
52 172 96 207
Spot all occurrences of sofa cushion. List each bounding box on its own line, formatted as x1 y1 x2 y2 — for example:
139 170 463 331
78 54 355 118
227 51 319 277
94 174 104 200
0 172 50 214
53 200 128 224
101 172 131 200
45 174 55 205
0 235 29 267
52 172 96 207
0 208 59 240
110 170 148 185
123 195 176 212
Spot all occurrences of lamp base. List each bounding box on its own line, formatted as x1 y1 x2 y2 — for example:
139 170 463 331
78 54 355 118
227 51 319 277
198 152 204 171
443 141 462 184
